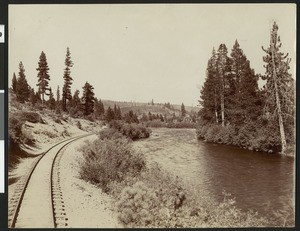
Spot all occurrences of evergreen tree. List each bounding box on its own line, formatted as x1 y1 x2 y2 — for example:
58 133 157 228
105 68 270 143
117 106 122 120
94 98 105 118
56 85 60 102
124 110 139 123
29 88 36 105
16 62 30 103
36 51 50 106
148 112 153 121
48 87 56 110
181 103 186 117
106 106 115 122
229 40 261 124
12 72 17 92
216 44 231 126
82 82 95 116
113 105 122 120
99 100 105 115
199 48 220 123
68 89 80 109
68 89 83 117
35 92 41 104
114 104 118 118
262 22 295 154
73 89 81 106
62 47 73 111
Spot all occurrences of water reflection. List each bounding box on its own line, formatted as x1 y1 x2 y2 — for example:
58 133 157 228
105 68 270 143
134 128 295 222
197 139 295 216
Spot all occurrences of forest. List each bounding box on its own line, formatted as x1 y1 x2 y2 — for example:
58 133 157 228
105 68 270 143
197 22 295 155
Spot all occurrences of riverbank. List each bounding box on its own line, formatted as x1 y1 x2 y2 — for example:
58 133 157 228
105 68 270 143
77 126 275 228
196 123 295 156
132 128 295 227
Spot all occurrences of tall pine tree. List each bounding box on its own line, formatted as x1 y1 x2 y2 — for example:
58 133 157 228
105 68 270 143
106 106 115 122
16 62 30 103
62 47 73 111
262 22 295 154
82 82 95 116
199 48 220 123
12 72 17 92
36 51 50 106
181 103 186 117
229 40 261 124
216 44 231 126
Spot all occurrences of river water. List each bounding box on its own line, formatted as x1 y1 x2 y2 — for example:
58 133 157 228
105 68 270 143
133 128 295 224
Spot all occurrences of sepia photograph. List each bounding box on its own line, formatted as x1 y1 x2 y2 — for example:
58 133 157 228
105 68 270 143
8 3 296 228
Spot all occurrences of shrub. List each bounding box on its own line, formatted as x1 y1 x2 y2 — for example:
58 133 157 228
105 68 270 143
54 117 62 124
114 165 269 228
109 120 124 131
41 130 58 139
76 121 82 130
78 138 146 192
86 114 95 122
9 111 41 145
98 128 124 140
109 121 151 141
18 111 42 123
9 114 24 144
9 111 40 168
145 120 165 128
196 120 282 153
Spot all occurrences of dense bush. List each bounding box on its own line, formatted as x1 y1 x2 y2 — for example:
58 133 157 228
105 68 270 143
9 111 41 145
109 120 151 141
113 164 269 228
145 120 166 128
196 120 283 153
120 123 151 140
16 111 43 124
98 128 124 140
78 138 146 192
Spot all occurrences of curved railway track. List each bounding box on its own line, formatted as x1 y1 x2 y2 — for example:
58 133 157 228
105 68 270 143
8 133 94 228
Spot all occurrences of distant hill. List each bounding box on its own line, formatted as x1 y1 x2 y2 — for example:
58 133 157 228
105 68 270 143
101 99 199 116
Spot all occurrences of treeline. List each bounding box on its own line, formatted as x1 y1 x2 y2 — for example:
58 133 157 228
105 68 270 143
11 48 99 119
197 22 295 155
11 48 194 128
11 48 139 123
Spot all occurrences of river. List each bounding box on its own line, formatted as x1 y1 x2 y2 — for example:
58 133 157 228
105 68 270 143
133 128 295 224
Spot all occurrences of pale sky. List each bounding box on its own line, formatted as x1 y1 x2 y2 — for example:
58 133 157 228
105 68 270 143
9 4 296 106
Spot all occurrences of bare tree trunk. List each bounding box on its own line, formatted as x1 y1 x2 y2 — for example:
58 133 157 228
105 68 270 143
271 42 287 154
215 110 219 124
221 95 225 126
42 93 44 107
214 90 219 124
219 72 225 127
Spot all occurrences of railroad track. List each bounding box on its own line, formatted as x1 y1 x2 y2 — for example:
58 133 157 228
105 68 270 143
8 133 94 228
